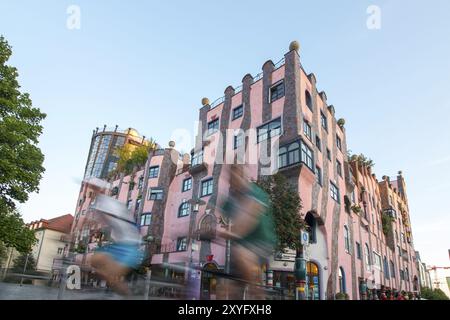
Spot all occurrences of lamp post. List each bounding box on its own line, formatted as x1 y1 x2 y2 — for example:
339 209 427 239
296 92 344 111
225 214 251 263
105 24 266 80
294 230 309 300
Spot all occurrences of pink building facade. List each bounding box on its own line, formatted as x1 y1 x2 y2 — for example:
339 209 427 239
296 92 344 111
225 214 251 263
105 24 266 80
70 42 419 299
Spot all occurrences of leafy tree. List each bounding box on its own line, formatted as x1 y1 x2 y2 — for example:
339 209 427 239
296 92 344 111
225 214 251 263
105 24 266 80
0 210 36 253
0 241 7 264
115 140 156 175
421 287 449 300
0 35 46 212
349 153 375 169
256 173 304 252
12 252 37 274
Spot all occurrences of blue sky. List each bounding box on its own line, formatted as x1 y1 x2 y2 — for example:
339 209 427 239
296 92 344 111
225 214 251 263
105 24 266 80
1 0 449 267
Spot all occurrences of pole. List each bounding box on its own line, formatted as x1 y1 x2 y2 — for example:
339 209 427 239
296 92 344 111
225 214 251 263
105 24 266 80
20 253 29 286
144 269 152 300
225 221 231 300
57 261 68 300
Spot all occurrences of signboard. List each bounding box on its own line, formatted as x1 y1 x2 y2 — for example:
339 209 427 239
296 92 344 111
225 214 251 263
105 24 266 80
301 231 310 246
274 249 296 262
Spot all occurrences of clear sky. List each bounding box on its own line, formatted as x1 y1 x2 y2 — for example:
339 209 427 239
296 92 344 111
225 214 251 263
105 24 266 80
1 0 449 267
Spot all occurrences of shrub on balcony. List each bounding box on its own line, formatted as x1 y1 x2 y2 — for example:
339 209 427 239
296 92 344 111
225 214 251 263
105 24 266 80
382 214 395 235
351 204 363 215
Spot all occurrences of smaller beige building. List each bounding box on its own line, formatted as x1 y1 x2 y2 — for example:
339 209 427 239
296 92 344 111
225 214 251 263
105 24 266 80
28 214 73 274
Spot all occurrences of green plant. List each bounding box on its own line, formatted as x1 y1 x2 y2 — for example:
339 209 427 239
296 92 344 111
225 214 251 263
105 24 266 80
335 292 347 300
351 204 362 214
382 214 395 235
421 287 449 300
349 153 375 169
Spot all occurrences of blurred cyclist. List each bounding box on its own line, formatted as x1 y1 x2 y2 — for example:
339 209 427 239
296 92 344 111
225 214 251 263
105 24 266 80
217 164 277 299
82 178 143 296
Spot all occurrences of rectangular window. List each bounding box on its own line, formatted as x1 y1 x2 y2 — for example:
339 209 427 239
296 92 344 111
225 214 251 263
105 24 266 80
303 120 312 140
232 105 243 120
301 141 314 170
233 132 244 149
149 188 163 200
201 178 214 197
135 198 141 212
390 261 396 278
127 199 132 210
176 237 187 252
336 160 342 177
315 136 321 151
138 176 144 189
57 248 63 255
140 213 152 226
148 166 159 178
257 118 281 143
326 148 331 161
330 182 340 203
315 166 322 186
207 118 220 135
321 111 328 132
182 178 192 192
356 242 362 260
336 135 342 151
270 81 285 102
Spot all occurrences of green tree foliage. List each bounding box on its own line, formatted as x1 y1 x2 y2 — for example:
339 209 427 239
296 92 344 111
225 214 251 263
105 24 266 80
115 140 156 175
12 252 37 274
0 210 36 253
349 153 375 168
0 35 46 212
421 287 449 300
0 241 7 264
256 173 304 252
381 213 395 235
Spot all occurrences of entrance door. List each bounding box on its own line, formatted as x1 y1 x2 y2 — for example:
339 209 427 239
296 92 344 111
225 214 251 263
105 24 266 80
200 263 218 300
306 262 320 300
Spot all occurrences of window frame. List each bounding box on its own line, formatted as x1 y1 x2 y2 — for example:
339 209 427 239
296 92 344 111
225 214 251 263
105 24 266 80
257 118 282 143
330 182 340 203
148 188 164 200
269 80 285 103
176 237 188 252
320 111 328 132
315 166 323 186
148 166 160 179
178 202 191 218
207 118 220 136
140 213 152 226
303 120 312 141
182 177 192 192
232 105 244 120
336 159 342 177
200 178 214 197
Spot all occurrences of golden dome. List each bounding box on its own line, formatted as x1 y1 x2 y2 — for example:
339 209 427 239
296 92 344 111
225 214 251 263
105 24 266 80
201 97 210 106
289 40 300 52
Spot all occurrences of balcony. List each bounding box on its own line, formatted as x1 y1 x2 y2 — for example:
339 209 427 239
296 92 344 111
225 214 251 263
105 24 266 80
189 151 208 174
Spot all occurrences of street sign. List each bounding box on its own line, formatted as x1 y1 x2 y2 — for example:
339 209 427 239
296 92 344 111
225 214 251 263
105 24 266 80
301 231 310 246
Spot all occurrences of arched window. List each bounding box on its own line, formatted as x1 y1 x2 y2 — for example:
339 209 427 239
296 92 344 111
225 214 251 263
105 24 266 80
305 90 313 110
338 267 346 293
344 226 350 253
305 213 316 243
178 202 190 217
364 243 371 270
307 262 320 300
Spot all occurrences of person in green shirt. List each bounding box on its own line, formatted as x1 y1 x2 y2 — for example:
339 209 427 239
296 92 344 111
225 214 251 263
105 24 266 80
217 164 277 299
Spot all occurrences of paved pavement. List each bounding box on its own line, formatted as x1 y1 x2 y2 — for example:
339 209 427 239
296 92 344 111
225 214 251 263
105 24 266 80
0 282 146 300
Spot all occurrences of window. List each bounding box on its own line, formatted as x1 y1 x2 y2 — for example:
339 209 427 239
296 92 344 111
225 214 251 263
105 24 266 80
135 198 141 212
301 141 314 170
400 269 405 280
356 242 362 259
138 176 144 189
338 267 346 293
344 226 350 253
315 166 322 186
201 178 214 197
373 252 382 269
364 244 371 270
148 166 159 178
232 105 243 120
140 213 152 226
176 237 188 252
303 120 312 140
321 111 328 131
336 160 342 177
207 118 220 135
127 199 132 210
178 202 190 217
257 118 281 143
149 188 163 200
390 260 396 278
305 90 313 110
111 187 119 196
351 190 356 203
401 232 406 244
336 135 342 151
305 213 316 243
57 248 63 255
383 257 390 279
270 81 285 102
330 182 340 202
326 148 331 161
315 136 321 151
191 150 203 166
233 131 244 149
182 178 192 192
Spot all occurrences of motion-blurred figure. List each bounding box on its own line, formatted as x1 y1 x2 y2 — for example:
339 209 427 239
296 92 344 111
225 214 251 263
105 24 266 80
82 178 143 296
217 164 277 299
